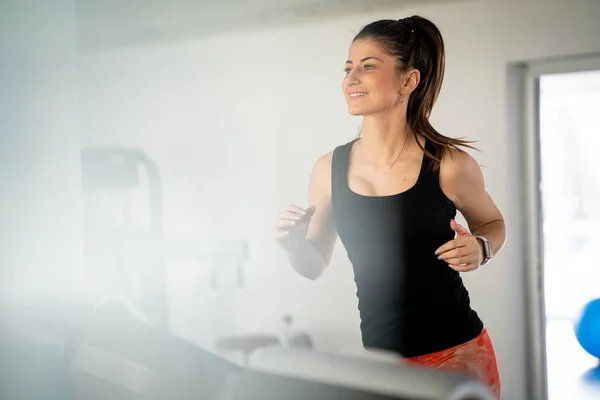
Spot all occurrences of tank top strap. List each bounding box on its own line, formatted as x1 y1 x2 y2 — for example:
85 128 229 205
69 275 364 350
331 139 357 202
420 137 439 177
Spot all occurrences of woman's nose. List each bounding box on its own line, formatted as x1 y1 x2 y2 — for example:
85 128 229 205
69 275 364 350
346 70 360 85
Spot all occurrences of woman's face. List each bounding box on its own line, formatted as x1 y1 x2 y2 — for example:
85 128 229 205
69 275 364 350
343 39 411 116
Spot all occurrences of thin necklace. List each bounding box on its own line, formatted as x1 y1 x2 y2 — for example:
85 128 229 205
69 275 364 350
358 135 410 173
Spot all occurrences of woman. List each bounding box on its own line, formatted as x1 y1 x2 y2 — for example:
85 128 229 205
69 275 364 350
274 16 505 398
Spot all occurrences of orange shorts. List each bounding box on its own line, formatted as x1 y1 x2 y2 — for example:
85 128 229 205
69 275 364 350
404 328 501 399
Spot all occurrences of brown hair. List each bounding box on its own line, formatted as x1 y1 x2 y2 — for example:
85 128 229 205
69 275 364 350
353 16 476 171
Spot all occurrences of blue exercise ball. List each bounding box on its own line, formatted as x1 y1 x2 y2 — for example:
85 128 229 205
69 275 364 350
574 298 600 359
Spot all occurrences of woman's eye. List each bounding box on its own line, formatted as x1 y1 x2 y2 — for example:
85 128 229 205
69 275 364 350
344 67 352 74
364 64 375 70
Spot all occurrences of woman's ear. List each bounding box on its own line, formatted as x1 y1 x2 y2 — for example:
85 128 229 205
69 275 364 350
400 68 420 95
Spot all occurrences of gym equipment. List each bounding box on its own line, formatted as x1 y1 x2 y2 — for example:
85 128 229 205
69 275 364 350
1 296 496 400
0 296 239 400
282 313 315 349
81 146 167 328
214 314 314 367
215 334 281 367
575 297 600 359
81 146 250 335
225 346 497 400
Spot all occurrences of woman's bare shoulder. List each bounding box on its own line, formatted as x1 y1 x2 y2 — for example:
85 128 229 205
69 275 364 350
438 146 483 201
441 147 480 176
310 140 356 190
309 151 334 191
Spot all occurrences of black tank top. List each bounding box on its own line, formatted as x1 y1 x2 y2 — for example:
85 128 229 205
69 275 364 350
331 138 483 358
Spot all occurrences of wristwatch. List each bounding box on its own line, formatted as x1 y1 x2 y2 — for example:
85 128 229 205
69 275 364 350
475 236 493 266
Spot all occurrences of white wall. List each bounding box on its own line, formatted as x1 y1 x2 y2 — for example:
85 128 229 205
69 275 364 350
77 0 600 398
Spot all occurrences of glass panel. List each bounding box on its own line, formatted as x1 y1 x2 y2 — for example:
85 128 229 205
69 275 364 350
539 70 600 399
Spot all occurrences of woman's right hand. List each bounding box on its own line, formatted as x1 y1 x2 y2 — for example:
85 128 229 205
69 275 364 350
275 205 316 250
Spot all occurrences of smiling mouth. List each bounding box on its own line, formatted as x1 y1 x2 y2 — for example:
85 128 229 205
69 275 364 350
348 92 368 98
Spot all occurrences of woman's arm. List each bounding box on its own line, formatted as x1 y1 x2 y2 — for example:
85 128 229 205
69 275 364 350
437 148 506 270
283 152 338 280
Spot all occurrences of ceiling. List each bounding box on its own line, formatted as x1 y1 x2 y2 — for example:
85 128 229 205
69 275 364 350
75 0 456 54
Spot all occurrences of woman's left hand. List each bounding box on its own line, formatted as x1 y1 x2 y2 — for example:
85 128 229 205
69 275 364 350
435 220 483 272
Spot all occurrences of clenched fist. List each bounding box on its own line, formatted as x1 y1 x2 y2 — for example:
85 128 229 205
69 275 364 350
275 205 316 250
